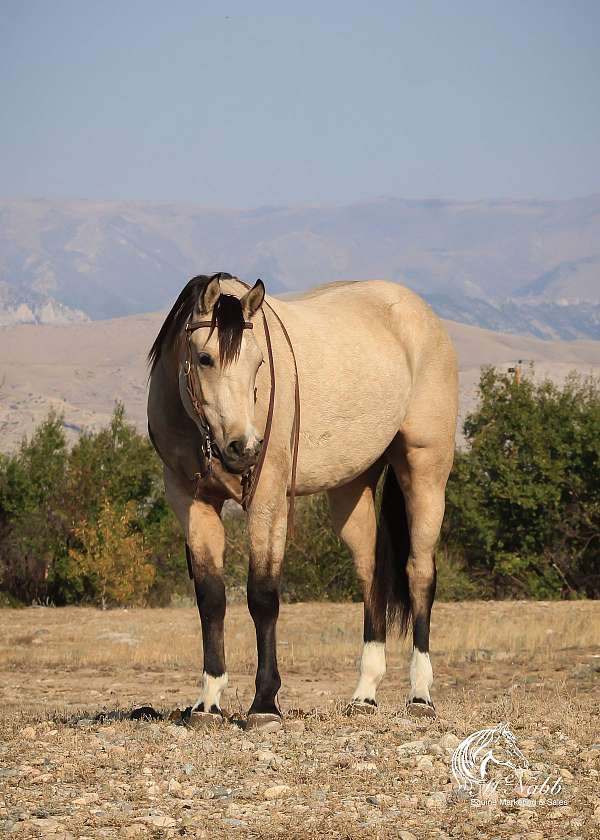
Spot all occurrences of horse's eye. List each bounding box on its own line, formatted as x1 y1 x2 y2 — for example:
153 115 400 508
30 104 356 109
198 352 213 367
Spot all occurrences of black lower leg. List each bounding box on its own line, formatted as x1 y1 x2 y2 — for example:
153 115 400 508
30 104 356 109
247 571 281 716
364 601 386 645
194 570 226 713
411 563 436 654
408 562 436 708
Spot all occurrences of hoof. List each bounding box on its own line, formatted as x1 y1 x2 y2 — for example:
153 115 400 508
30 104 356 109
406 698 436 719
187 710 226 730
345 700 378 717
245 713 283 733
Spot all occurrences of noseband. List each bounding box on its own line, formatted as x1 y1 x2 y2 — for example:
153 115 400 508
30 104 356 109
181 288 300 536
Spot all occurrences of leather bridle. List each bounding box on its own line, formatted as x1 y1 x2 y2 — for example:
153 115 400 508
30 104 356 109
182 286 300 536
182 317 254 481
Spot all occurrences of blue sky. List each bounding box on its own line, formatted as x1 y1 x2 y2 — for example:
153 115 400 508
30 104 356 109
1 0 599 206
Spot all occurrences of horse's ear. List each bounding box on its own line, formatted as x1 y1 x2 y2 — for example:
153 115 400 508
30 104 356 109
196 276 221 315
240 279 265 319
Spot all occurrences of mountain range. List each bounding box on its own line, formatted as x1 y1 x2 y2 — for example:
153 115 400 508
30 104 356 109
0 195 599 339
1 310 599 452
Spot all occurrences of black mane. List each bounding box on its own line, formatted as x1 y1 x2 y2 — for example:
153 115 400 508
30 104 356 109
148 272 246 372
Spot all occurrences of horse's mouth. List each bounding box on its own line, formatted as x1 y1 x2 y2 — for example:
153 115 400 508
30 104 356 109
219 453 258 475
222 457 259 475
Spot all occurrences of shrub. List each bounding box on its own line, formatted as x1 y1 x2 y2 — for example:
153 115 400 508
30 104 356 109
69 498 155 608
443 367 600 598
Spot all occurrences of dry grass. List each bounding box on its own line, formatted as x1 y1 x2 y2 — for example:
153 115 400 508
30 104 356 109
1 600 597 674
1 601 599 838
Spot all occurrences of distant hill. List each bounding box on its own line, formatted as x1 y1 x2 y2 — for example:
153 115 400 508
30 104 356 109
0 308 598 452
0 195 599 338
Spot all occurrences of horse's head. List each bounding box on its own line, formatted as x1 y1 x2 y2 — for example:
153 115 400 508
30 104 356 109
182 276 266 474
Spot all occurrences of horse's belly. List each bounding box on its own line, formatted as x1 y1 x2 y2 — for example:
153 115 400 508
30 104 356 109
294 366 410 494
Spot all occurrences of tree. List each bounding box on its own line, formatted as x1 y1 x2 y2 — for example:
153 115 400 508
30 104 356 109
69 498 155 608
0 412 69 602
443 367 600 598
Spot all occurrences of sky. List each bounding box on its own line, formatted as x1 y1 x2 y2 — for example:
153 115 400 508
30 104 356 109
1 0 599 207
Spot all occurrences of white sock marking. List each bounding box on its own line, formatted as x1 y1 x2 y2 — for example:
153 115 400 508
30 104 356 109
192 672 228 712
409 648 433 702
352 641 386 703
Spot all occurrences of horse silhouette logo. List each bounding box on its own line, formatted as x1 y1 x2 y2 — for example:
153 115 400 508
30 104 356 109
452 723 529 790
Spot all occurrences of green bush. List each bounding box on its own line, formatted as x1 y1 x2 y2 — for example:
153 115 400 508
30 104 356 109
0 404 187 606
443 367 600 599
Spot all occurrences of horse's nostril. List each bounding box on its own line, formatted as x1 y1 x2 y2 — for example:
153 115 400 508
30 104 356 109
226 438 245 458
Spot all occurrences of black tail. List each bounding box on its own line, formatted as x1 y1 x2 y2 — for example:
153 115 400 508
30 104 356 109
370 467 412 637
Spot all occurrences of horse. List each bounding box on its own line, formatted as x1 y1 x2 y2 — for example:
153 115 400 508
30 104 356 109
147 272 458 729
451 723 529 790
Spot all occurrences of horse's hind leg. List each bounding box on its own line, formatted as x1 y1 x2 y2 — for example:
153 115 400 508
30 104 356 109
328 462 385 712
164 467 228 717
389 433 454 716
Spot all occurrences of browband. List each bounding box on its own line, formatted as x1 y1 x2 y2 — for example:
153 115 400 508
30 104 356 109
186 320 254 332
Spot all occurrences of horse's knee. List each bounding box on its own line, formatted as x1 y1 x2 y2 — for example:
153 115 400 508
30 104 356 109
407 554 437 604
247 573 280 624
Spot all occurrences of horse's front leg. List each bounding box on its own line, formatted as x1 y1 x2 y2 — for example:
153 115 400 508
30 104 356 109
164 469 228 717
246 489 288 730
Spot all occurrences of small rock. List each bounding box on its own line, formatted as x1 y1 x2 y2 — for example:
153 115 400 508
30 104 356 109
425 792 447 808
182 763 194 775
398 831 417 840
415 755 434 770
145 815 177 828
396 739 429 755
366 795 381 806
168 778 182 795
205 785 233 800
560 768 574 781
124 827 145 837
32 818 61 834
547 806 573 819
264 784 291 800
255 749 276 763
72 793 99 805
167 725 189 740
438 733 461 751
20 726 36 740
223 818 247 827
351 762 377 771
285 720 305 734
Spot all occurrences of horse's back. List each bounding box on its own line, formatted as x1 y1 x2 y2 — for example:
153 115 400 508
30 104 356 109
278 279 455 372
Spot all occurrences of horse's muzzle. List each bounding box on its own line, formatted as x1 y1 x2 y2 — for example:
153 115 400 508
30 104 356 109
222 437 263 474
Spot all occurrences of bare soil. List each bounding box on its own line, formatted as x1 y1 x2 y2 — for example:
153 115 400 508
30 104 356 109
1 601 599 838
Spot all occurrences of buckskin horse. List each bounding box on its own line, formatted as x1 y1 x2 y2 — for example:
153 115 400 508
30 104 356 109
147 272 458 729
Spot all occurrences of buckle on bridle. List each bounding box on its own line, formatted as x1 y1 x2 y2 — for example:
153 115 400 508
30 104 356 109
201 432 213 472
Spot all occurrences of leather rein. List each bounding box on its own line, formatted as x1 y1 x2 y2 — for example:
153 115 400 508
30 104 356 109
182 289 300 536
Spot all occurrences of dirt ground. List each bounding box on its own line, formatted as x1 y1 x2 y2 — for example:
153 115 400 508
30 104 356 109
1 600 599 839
